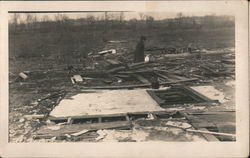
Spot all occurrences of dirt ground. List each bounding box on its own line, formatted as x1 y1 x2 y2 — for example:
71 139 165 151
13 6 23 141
8 25 235 142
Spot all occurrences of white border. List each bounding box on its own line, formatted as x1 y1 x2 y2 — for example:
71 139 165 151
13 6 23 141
0 1 249 157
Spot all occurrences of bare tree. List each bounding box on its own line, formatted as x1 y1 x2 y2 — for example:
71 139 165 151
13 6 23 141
26 14 33 24
54 13 69 24
25 14 37 29
176 12 183 26
86 14 96 25
12 13 20 25
145 16 154 28
130 18 138 30
41 15 50 23
139 13 146 21
54 13 70 31
119 11 125 23
104 12 109 22
11 13 20 31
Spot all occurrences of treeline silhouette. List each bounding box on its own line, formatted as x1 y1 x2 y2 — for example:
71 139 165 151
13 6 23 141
9 13 234 33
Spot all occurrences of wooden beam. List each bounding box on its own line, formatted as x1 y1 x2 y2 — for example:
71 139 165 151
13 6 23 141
188 111 235 115
128 62 149 69
183 86 219 103
106 59 121 65
132 74 150 84
199 128 220 141
49 113 129 121
107 66 126 73
186 129 236 138
146 90 165 105
36 121 132 136
80 78 198 89
153 71 169 79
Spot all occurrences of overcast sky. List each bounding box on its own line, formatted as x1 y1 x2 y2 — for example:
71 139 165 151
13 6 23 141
9 11 233 23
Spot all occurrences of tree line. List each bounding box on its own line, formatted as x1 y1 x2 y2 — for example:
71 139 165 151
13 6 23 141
9 12 234 33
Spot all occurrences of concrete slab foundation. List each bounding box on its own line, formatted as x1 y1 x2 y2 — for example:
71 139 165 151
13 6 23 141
50 89 164 117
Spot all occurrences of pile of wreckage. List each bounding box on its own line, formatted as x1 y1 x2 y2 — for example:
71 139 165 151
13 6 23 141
10 44 236 142
68 46 235 89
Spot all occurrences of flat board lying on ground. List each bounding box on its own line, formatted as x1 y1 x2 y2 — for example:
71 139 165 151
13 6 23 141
190 86 226 103
50 89 164 117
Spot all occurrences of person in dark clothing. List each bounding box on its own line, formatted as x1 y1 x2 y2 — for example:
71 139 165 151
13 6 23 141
151 76 160 89
134 36 146 63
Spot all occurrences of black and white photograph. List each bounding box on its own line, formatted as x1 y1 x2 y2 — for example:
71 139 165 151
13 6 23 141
0 0 249 157
8 10 237 142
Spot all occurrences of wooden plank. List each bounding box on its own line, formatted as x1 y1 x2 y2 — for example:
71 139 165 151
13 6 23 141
153 71 168 79
67 117 73 124
49 113 128 121
183 86 219 103
188 111 235 115
191 122 216 128
146 86 216 106
125 115 130 121
106 59 120 65
178 111 204 123
186 128 236 138
118 70 153 74
146 90 165 105
199 128 220 141
98 117 102 123
132 74 150 84
49 110 174 122
107 66 126 73
113 74 131 78
80 78 198 89
36 121 131 136
128 62 149 69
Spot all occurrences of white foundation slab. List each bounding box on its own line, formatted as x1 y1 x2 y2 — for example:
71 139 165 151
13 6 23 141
191 86 226 103
50 89 164 117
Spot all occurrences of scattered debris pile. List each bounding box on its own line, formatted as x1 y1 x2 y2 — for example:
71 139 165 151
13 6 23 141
9 42 235 142
33 110 235 142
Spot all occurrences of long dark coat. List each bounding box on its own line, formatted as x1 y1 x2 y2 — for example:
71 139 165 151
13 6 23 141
134 40 145 62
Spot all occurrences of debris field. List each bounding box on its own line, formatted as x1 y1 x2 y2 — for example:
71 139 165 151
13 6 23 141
9 41 235 142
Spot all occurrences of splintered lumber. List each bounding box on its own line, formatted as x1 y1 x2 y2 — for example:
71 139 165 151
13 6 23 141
49 113 129 121
128 62 149 69
118 69 153 74
199 128 219 141
108 40 127 43
222 59 235 65
113 74 131 78
187 111 235 115
186 129 236 138
71 129 89 137
178 111 234 141
98 49 116 55
19 72 28 80
146 47 165 51
81 78 198 89
107 66 126 73
201 65 217 73
35 121 131 136
132 74 150 84
191 122 216 128
106 59 121 65
73 75 83 82
153 71 168 79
